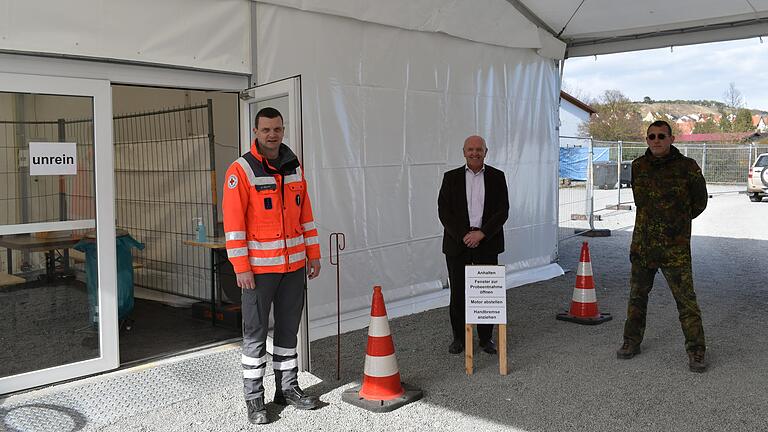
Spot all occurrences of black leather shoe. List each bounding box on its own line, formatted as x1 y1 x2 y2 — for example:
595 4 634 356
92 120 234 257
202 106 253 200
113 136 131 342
273 386 319 410
479 339 497 354
448 339 464 354
246 397 268 424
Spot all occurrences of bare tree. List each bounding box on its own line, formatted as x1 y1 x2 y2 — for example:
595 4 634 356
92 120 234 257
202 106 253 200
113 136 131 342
723 82 744 109
579 89 643 141
561 80 593 105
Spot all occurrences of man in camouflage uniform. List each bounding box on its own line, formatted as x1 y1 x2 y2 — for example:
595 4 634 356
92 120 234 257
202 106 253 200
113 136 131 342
616 120 709 373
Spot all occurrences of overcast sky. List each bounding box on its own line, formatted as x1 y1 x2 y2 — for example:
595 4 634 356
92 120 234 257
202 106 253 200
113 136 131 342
562 37 768 111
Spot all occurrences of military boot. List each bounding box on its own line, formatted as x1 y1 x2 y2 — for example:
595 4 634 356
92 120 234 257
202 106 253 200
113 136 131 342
687 349 707 373
246 397 268 424
616 342 641 359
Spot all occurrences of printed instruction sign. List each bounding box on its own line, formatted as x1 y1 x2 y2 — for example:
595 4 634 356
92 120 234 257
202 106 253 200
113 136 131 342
29 142 78 176
465 265 507 324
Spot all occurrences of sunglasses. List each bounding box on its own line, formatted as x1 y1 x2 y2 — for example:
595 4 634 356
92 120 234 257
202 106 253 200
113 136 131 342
646 133 667 140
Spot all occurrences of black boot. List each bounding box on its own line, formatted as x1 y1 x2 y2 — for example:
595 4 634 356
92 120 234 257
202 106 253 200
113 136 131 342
246 397 268 424
273 386 319 410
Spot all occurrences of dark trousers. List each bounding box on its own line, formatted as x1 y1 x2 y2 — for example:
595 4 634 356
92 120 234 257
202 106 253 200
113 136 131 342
623 262 705 352
241 268 305 400
446 250 498 342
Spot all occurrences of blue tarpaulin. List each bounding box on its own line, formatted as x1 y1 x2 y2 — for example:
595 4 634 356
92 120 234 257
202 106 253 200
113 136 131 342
559 147 609 180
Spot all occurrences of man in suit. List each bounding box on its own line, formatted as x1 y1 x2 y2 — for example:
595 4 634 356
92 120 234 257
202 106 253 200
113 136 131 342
438 135 509 355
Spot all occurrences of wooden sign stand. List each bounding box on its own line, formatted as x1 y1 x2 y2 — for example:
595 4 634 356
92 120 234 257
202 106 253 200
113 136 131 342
465 323 507 375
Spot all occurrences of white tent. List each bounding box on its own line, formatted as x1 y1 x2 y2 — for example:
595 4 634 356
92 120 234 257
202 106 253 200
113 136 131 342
2 0 762 340
253 1 566 337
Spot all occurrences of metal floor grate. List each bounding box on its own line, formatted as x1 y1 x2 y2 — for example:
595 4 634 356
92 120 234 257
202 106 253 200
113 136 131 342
0 345 259 432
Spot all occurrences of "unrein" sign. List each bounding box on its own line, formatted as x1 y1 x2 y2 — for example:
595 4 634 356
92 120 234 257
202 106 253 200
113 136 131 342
29 142 78 176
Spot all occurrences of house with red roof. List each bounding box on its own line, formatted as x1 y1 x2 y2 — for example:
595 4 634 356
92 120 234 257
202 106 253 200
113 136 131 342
752 115 768 133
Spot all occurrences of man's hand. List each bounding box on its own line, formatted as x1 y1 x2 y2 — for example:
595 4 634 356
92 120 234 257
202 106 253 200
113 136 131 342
307 258 321 279
236 271 256 289
463 230 485 248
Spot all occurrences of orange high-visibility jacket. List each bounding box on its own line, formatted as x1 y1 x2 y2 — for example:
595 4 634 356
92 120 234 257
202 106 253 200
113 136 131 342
222 143 320 274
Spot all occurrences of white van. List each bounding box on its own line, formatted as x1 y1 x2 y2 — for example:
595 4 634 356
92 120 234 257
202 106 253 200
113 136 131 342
747 153 768 202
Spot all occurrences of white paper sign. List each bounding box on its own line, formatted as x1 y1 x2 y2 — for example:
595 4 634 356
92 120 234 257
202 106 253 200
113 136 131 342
465 265 507 324
29 142 77 176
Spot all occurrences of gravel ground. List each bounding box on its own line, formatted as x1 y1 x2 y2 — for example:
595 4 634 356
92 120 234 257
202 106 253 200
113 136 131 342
3 186 767 432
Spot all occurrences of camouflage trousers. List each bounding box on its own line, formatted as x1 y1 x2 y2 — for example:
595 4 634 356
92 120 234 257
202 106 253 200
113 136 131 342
622 262 705 352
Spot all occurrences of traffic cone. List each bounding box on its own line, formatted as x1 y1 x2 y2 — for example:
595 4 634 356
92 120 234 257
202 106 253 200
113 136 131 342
556 241 612 325
342 285 423 413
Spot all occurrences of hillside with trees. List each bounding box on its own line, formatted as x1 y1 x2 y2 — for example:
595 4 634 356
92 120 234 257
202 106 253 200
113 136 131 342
579 83 766 142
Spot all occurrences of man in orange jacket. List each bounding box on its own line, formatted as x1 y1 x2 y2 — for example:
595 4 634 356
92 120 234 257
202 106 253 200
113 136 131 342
223 107 321 425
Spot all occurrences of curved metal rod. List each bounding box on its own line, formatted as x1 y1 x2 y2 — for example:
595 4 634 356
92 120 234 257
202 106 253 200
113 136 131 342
329 232 346 380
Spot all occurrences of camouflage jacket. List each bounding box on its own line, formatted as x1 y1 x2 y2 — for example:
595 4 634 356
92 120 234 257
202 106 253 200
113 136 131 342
630 145 708 268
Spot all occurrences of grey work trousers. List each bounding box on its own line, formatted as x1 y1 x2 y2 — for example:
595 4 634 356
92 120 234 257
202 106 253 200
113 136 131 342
241 268 305 401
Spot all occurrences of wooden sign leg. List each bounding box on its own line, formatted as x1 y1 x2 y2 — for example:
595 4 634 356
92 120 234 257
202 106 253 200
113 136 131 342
499 324 507 375
465 324 473 375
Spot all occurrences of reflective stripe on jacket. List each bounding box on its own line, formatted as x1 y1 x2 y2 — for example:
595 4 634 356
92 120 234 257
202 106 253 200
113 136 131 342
222 143 321 274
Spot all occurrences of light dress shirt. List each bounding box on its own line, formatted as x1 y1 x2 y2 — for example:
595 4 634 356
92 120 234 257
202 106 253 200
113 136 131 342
465 165 485 229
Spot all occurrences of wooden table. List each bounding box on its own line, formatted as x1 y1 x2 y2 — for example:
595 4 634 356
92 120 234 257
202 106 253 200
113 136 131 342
0 234 81 280
182 238 225 325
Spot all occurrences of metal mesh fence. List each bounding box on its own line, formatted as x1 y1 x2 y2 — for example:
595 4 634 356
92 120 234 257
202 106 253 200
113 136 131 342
113 102 217 301
593 141 768 186
558 137 768 241
557 136 591 240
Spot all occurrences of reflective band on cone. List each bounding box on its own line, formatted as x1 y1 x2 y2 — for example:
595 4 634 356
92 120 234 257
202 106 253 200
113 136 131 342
364 353 399 377
576 261 593 277
571 287 597 304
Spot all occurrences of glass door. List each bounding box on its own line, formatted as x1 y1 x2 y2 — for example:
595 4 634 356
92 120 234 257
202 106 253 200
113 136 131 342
0 72 118 394
238 76 310 371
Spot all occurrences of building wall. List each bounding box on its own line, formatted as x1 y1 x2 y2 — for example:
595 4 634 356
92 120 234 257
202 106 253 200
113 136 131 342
559 98 590 142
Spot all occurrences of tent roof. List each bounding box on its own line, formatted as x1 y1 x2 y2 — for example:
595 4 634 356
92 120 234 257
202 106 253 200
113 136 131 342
512 0 768 57
257 1 768 59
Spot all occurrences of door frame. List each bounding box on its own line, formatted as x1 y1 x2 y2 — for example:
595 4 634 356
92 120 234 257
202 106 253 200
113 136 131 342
239 75 303 160
0 72 119 395
238 75 311 372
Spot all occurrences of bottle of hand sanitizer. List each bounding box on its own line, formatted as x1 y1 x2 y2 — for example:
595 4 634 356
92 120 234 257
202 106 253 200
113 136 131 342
194 217 207 242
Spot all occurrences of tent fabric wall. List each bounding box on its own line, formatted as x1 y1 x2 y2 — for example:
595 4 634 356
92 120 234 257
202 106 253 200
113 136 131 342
255 4 560 335
0 0 250 74
254 0 566 59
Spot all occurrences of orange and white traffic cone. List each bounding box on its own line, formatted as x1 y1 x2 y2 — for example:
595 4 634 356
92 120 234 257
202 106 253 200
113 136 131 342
342 285 423 413
556 241 612 325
